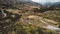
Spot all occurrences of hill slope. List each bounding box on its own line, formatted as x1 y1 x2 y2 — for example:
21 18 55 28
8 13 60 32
0 0 60 34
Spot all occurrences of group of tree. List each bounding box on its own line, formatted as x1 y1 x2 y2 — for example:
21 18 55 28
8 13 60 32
0 0 19 9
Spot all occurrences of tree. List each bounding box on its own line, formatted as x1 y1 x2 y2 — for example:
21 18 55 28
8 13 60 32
0 0 18 9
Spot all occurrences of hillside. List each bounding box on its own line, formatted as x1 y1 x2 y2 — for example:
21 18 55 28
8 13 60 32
0 0 60 34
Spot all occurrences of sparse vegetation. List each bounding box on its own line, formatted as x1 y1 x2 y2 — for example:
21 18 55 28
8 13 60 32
0 0 60 34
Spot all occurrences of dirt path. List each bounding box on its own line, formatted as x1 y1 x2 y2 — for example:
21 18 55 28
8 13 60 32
1 9 7 18
40 18 60 30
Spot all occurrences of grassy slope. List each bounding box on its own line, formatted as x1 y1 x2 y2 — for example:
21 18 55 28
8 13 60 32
1 9 58 34
0 3 59 34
